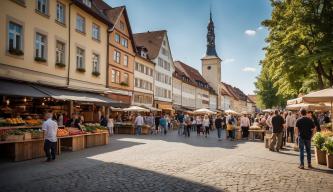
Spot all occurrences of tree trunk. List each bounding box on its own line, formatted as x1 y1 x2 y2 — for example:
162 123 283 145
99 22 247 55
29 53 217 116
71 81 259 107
314 66 325 89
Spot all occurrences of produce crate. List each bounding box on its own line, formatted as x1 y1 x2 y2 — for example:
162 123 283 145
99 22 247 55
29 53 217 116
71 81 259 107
24 132 32 140
6 135 24 141
31 132 43 139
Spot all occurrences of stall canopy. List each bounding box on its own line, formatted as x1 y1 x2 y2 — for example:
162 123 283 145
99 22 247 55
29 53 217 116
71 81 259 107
0 80 48 98
140 105 162 112
122 106 149 112
286 103 330 111
33 85 124 107
225 109 239 115
193 108 216 115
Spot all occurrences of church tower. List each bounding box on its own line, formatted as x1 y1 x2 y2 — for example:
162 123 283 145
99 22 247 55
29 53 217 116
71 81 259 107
201 10 222 96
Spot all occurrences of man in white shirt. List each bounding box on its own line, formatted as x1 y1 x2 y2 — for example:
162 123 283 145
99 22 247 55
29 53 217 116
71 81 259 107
240 115 251 138
286 111 296 143
134 113 144 135
42 112 58 162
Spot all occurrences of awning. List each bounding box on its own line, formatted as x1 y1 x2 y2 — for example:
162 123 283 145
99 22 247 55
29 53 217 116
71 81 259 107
0 80 48 97
34 85 124 106
140 105 162 112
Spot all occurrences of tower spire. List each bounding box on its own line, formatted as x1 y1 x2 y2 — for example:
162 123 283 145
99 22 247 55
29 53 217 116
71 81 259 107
206 8 218 57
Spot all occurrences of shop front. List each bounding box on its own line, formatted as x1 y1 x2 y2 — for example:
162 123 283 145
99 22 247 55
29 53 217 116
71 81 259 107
0 80 122 162
155 101 174 115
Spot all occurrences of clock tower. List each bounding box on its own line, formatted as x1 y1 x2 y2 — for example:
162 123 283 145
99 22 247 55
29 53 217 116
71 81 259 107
201 10 222 96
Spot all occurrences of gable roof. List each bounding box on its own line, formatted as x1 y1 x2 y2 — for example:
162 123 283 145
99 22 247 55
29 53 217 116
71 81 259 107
73 0 112 26
133 30 166 60
247 95 257 104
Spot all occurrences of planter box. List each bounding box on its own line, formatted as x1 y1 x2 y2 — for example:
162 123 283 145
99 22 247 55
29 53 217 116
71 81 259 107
326 154 333 169
6 135 24 141
315 147 327 165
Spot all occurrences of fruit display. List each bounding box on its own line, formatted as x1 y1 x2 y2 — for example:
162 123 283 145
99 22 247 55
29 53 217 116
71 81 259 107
57 129 69 137
66 127 85 135
82 123 108 133
5 118 25 125
25 119 42 126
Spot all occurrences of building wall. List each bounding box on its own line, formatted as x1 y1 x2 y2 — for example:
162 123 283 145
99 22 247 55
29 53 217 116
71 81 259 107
0 0 108 92
209 94 217 110
182 83 195 109
195 88 209 109
108 10 135 97
172 77 181 105
201 57 221 96
153 34 174 103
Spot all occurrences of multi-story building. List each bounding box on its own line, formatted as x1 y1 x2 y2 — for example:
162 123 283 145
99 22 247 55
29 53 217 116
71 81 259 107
0 0 111 92
134 30 174 112
132 46 155 107
94 4 136 105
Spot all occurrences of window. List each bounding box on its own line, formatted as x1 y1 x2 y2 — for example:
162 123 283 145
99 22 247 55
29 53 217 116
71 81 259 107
116 71 120 83
56 41 65 64
35 33 46 59
164 60 170 71
92 53 99 72
135 62 139 71
56 2 65 23
140 64 144 73
150 68 153 76
83 0 91 7
121 38 128 48
36 0 48 15
158 58 163 67
123 73 129 84
92 24 100 40
119 21 125 31
123 55 128 66
114 33 120 43
76 15 85 33
111 70 120 83
162 48 168 56
8 22 23 52
76 47 85 69
113 50 120 63
134 78 138 87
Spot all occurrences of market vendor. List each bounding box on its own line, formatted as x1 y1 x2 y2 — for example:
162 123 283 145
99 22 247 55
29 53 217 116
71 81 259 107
42 111 58 162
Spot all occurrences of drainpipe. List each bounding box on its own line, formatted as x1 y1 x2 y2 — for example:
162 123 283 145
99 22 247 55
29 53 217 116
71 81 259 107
67 3 73 86
106 31 110 89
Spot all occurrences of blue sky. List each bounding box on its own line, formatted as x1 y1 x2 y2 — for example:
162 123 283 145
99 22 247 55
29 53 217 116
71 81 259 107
106 0 272 94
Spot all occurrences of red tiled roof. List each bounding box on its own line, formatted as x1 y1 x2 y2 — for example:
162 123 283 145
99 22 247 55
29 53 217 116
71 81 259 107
104 6 123 24
133 30 166 60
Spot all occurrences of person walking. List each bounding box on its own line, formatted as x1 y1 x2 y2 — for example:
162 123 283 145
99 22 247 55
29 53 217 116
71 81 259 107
296 109 315 169
154 115 160 135
240 114 250 139
269 110 285 152
196 116 202 135
184 115 191 137
134 113 144 135
58 113 63 127
227 116 235 140
286 111 296 143
107 115 114 136
203 115 210 137
159 115 167 135
191 116 197 132
215 115 223 141
177 112 185 135
42 112 58 162
145 113 155 135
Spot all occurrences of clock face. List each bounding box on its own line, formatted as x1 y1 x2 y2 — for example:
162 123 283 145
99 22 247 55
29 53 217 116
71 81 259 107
207 66 211 70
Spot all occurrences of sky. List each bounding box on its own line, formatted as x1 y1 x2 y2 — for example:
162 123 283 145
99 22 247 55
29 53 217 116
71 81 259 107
106 0 272 95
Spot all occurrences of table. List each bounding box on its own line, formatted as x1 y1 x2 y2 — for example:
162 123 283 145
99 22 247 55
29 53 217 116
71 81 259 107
85 132 109 148
249 130 265 141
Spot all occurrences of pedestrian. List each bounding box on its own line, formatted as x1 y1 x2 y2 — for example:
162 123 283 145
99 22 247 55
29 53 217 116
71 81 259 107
58 113 63 127
269 110 285 152
107 115 114 136
196 116 202 135
42 112 58 162
155 114 160 135
286 111 296 143
191 116 197 132
159 115 167 135
185 114 191 137
240 114 250 139
309 111 321 132
100 115 107 127
227 116 234 140
203 115 210 137
177 112 185 135
296 109 315 169
134 113 144 135
145 113 155 134
215 115 223 141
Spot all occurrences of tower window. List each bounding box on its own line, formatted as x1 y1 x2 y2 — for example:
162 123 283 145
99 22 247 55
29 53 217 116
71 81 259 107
207 66 211 70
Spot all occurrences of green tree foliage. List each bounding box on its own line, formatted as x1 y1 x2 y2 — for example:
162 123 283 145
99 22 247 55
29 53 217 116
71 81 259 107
256 0 333 108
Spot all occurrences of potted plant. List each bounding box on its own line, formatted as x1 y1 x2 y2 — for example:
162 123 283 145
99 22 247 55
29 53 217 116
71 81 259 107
8 48 24 56
312 132 327 165
76 68 86 73
120 82 129 86
34 57 47 62
323 137 333 169
92 71 100 76
55 62 66 68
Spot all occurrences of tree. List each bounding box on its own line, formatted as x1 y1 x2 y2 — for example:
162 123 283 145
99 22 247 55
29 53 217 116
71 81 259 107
256 0 333 105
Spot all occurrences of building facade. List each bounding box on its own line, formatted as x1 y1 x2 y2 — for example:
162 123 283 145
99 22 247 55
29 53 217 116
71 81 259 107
0 0 111 92
132 47 155 107
134 30 174 112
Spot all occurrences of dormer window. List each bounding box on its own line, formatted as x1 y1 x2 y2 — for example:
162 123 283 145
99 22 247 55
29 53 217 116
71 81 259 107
82 0 91 7
141 51 147 59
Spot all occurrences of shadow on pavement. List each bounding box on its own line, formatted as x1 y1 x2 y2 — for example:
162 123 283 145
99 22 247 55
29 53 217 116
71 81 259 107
0 161 223 192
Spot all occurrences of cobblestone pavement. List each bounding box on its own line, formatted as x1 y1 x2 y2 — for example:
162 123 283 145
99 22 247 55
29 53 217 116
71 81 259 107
0 130 332 192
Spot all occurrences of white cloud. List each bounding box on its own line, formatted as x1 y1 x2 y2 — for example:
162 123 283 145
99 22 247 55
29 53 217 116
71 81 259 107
257 26 263 30
224 58 235 63
244 30 256 36
242 67 256 72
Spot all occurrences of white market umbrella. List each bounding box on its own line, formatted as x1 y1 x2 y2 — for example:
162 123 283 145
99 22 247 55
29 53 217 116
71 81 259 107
262 109 274 113
302 88 333 129
286 103 330 111
225 109 238 115
122 106 149 112
287 97 303 105
193 108 216 115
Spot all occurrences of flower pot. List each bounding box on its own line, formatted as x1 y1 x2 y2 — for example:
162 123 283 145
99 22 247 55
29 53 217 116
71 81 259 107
326 154 333 169
315 147 327 165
